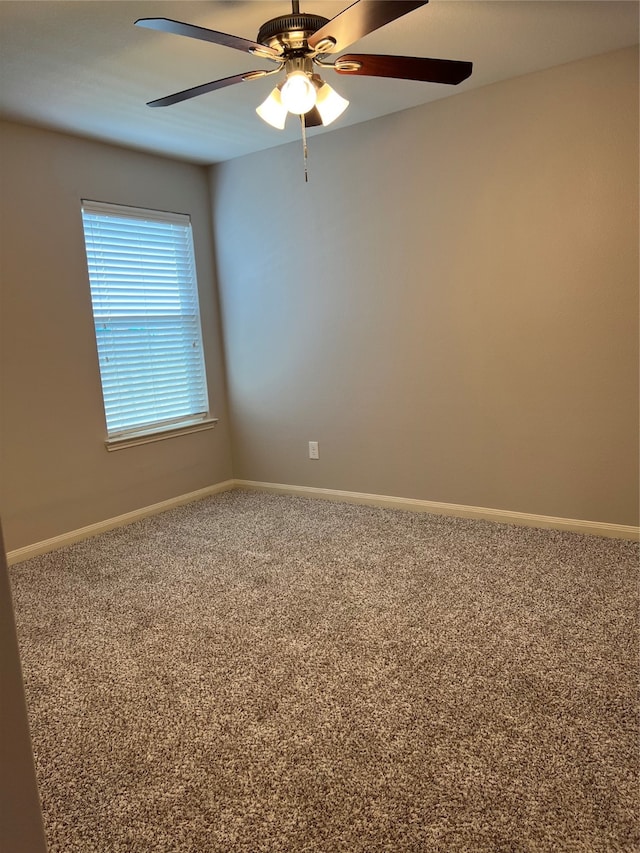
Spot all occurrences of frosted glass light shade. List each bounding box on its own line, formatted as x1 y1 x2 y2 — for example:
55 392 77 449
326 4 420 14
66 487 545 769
256 87 288 129
256 76 349 130
315 83 349 126
280 71 317 115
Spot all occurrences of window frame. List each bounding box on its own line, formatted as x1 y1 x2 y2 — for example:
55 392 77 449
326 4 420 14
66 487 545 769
80 199 216 450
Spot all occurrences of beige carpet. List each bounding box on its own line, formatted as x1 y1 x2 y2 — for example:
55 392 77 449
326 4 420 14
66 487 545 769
9 490 639 852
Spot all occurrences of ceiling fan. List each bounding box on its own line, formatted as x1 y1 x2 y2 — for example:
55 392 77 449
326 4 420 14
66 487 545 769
136 0 472 177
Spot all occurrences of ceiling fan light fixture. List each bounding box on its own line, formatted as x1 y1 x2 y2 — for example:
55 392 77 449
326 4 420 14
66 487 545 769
280 70 317 115
256 86 288 129
315 82 349 126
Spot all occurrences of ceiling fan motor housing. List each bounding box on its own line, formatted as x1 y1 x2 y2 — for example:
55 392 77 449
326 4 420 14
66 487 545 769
257 13 329 53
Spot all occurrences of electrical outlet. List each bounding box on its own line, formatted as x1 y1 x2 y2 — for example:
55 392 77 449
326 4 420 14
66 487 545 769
308 441 319 460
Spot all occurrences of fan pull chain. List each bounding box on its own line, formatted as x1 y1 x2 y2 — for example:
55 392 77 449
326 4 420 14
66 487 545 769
300 114 309 183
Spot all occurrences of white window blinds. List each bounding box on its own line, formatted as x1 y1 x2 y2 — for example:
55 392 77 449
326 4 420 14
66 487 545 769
81 200 209 440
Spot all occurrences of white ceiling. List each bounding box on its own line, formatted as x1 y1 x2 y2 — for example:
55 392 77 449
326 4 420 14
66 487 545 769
0 1 637 164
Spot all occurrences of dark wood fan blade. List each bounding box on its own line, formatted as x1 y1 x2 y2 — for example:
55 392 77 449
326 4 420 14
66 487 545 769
308 1 428 54
304 107 323 128
135 18 281 59
334 54 472 84
147 72 259 107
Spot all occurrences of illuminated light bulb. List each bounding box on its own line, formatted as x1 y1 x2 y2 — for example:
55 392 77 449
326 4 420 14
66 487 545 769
256 87 288 129
280 71 317 115
315 83 349 126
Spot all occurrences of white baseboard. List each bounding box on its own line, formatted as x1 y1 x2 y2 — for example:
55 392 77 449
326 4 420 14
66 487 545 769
6 480 236 565
234 480 640 541
7 477 638 564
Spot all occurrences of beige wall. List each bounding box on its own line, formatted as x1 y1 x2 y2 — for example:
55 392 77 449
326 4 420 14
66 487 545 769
212 47 639 526
0 123 233 551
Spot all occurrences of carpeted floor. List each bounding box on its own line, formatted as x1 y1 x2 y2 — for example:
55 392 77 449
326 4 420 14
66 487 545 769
9 489 640 852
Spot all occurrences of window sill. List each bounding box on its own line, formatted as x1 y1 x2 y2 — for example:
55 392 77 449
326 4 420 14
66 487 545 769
105 418 218 452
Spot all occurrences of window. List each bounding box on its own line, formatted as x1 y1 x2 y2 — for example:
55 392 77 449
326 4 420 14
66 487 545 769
81 200 211 448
